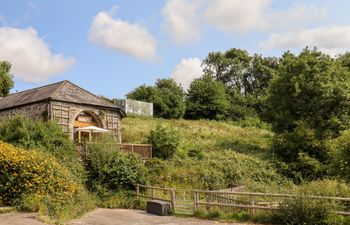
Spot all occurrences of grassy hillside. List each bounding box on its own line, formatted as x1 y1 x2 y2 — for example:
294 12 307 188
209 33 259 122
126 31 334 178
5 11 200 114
122 117 293 192
122 117 272 157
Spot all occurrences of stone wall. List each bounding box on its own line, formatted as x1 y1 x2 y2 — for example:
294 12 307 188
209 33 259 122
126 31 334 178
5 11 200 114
0 100 123 143
49 101 122 142
0 102 48 121
117 99 153 117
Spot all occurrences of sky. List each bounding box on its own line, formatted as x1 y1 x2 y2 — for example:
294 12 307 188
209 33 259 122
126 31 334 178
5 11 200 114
1 0 350 98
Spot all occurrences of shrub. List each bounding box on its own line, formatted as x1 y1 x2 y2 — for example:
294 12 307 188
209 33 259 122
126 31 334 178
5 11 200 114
272 197 337 225
147 125 180 160
0 116 85 180
0 141 78 205
328 130 350 181
0 140 95 222
86 135 145 191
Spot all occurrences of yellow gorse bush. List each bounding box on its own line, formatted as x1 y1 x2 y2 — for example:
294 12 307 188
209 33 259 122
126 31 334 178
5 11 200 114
0 141 78 205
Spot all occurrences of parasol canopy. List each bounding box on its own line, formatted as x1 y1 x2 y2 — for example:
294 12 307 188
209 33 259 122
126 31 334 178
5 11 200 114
76 126 110 133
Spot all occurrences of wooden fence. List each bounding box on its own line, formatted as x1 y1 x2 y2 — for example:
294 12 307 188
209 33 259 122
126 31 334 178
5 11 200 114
119 143 152 159
78 143 152 160
136 184 350 216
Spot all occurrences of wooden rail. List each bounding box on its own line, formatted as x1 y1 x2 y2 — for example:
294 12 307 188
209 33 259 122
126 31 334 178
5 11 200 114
136 184 350 216
78 143 152 159
118 143 152 159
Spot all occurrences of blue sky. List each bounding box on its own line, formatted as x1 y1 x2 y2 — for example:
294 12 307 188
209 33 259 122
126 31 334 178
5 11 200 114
0 0 350 98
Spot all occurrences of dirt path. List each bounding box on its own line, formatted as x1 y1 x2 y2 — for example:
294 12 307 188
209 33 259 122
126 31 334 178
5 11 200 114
0 209 257 225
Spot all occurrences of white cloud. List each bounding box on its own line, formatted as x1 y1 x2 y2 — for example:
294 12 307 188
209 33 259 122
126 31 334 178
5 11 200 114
161 0 327 42
89 8 156 60
171 57 204 91
204 0 271 33
260 26 350 56
161 0 201 43
0 27 75 82
204 0 327 34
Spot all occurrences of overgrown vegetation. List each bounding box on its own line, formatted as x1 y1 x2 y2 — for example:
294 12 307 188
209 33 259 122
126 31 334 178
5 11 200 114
0 141 95 222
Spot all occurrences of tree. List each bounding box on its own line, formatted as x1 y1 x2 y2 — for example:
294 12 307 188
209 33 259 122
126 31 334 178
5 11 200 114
203 49 277 120
185 74 230 120
127 79 185 119
266 48 350 180
126 85 156 103
203 48 250 93
0 61 14 97
153 79 186 119
267 48 350 138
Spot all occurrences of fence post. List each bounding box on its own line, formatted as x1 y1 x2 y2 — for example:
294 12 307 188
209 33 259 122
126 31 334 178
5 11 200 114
193 190 198 212
136 184 140 200
171 188 176 213
249 195 256 217
152 188 155 199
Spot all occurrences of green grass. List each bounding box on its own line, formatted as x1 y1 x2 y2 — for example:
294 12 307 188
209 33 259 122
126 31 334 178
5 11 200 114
122 117 293 192
122 117 273 158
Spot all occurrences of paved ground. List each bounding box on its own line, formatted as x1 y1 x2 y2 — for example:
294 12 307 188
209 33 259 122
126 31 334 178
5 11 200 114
0 209 255 225
0 212 45 225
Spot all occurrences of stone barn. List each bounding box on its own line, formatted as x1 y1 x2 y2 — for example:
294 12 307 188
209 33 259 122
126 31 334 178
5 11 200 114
0 80 126 143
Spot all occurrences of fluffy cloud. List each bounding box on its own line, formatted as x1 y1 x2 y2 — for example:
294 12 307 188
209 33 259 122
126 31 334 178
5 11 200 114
89 9 156 60
162 0 327 42
260 26 350 56
161 0 201 43
0 27 75 82
204 0 327 34
204 0 270 33
171 57 204 91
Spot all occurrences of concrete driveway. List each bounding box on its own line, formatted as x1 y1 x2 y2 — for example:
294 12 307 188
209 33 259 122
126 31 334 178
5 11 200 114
0 208 256 225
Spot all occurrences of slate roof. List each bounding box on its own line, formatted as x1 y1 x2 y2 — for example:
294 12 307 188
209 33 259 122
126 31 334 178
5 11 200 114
0 80 126 116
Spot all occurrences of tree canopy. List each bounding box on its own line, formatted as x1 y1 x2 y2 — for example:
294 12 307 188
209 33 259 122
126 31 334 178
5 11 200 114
267 48 350 138
127 78 185 119
0 61 14 97
185 74 230 120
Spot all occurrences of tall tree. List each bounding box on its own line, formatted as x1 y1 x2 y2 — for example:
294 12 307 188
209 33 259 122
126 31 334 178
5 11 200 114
126 85 156 103
0 61 14 97
153 79 185 119
185 75 230 120
267 48 350 138
127 79 185 119
203 48 277 119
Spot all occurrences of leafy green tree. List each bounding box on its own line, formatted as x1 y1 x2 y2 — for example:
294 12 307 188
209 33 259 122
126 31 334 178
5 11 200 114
203 48 251 93
127 79 185 119
0 61 14 97
203 49 276 120
126 85 156 103
267 48 350 181
153 79 185 119
203 49 276 98
185 75 230 120
267 48 350 138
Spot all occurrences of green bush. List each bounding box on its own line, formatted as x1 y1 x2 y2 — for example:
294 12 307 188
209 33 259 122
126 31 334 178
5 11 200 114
0 116 85 180
86 135 145 191
272 197 338 225
0 141 95 222
147 125 180 160
328 130 350 181
272 122 328 182
0 141 78 205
